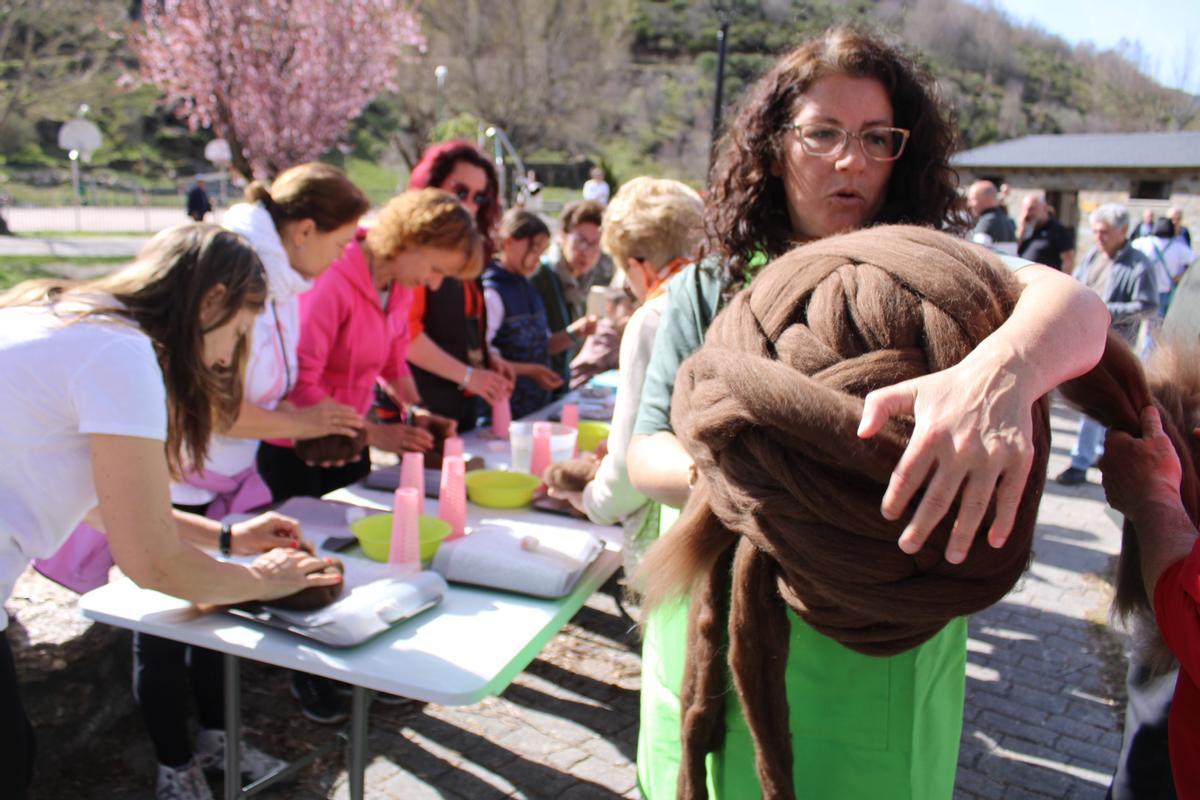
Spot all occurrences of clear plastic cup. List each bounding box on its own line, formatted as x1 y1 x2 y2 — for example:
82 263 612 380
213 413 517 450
509 421 578 474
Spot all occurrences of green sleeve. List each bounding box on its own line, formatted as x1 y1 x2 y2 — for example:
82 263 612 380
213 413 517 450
633 261 724 436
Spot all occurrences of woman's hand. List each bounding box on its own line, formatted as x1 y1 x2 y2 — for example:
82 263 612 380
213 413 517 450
367 422 435 453
230 511 302 554
546 486 587 514
1100 406 1183 517
284 397 363 439
466 367 512 404
247 548 342 602
527 365 564 390
412 408 458 439
568 314 599 340
488 352 518 387
858 354 1035 564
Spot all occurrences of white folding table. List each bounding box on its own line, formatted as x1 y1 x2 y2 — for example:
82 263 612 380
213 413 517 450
80 420 621 800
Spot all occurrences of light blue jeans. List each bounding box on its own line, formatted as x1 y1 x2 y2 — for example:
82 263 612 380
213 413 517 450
1069 414 1106 470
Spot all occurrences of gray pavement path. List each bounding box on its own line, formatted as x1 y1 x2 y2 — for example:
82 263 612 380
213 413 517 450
0 234 148 258
26 401 1131 799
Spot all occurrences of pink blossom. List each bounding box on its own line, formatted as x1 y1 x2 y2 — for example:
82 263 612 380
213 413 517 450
132 0 425 178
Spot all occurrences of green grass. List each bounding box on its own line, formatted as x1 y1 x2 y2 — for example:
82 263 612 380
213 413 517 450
341 157 408 207
0 256 128 289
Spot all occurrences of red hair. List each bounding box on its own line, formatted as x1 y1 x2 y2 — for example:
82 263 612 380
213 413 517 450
409 140 500 256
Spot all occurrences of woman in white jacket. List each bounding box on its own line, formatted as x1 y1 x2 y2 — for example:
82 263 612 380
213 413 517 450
0 225 340 800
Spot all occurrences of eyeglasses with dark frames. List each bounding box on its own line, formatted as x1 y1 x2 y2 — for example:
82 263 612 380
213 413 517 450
450 183 491 209
783 123 911 162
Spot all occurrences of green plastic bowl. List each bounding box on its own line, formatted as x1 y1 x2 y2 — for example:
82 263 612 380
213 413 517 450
464 469 541 508
576 420 611 453
349 513 452 563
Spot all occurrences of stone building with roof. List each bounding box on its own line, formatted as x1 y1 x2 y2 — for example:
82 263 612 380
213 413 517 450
952 131 1200 242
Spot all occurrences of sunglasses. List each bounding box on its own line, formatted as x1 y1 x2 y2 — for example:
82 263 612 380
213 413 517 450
450 183 491 209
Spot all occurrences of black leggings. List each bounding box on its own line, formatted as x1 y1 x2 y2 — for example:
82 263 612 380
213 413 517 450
132 500 224 768
256 442 371 504
2 632 36 799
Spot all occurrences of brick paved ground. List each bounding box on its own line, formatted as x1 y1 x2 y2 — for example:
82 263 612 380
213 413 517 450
29 402 1131 799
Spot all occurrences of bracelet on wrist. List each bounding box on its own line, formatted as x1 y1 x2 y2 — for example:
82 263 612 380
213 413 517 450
219 523 233 556
457 366 474 391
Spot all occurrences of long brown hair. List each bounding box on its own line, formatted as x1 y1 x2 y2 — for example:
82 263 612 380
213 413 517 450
244 162 370 233
0 224 267 475
707 26 964 283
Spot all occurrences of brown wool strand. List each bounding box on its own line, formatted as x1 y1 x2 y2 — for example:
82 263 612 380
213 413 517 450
636 226 1051 800
1059 333 1200 675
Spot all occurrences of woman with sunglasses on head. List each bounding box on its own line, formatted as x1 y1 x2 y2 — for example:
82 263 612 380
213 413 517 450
625 27 1109 799
0 225 340 800
397 141 516 431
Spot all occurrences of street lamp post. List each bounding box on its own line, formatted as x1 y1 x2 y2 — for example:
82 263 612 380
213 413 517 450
710 3 732 166
435 64 448 124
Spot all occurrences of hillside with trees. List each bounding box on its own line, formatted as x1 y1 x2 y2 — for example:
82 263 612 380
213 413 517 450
1 0 1196 193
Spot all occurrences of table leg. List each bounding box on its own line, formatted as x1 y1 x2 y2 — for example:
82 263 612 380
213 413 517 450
223 653 242 800
347 686 370 800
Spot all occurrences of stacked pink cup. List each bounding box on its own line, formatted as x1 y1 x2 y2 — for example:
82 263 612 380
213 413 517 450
439 455 467 540
443 436 465 459
530 421 553 484
560 403 580 456
492 397 511 438
389 487 421 573
399 451 425 513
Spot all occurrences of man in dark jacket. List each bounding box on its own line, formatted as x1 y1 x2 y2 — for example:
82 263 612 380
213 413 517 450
968 180 1017 254
1017 191 1075 271
186 179 211 222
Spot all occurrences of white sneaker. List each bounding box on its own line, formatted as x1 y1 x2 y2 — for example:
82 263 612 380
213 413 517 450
156 760 214 800
194 729 288 783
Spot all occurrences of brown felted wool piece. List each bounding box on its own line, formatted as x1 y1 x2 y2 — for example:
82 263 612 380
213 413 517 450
267 539 345 611
637 226 1051 800
293 427 367 465
1059 333 1200 676
543 455 600 492
413 414 457 469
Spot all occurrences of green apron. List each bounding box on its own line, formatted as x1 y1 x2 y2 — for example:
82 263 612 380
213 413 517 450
637 506 967 799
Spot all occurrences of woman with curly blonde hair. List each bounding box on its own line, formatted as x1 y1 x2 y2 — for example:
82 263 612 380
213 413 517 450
257 187 483 501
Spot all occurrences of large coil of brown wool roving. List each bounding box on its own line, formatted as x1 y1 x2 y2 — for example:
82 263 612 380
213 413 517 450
638 225 1051 800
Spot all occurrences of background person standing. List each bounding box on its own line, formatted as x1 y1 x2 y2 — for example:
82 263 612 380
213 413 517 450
1017 191 1075 272
186 179 212 222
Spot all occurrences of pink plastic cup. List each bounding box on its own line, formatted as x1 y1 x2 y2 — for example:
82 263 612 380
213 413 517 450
389 487 421 571
560 403 580 429
530 421 553 483
400 451 425 511
443 436 465 459
492 397 512 439
560 403 580 455
439 455 467 540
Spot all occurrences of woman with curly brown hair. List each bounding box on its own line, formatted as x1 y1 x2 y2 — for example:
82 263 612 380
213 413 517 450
626 27 1110 799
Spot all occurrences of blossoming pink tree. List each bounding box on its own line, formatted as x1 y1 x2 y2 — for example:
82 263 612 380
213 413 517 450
132 0 425 178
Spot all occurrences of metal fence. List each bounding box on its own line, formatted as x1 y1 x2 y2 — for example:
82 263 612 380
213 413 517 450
2 206 227 234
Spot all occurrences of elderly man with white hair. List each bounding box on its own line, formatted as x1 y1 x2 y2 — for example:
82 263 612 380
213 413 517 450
1056 202 1158 486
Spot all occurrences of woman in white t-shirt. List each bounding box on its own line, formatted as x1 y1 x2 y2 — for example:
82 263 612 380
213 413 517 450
0 224 341 800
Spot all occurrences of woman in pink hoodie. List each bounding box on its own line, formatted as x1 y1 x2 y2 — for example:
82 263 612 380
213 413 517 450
257 189 484 501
